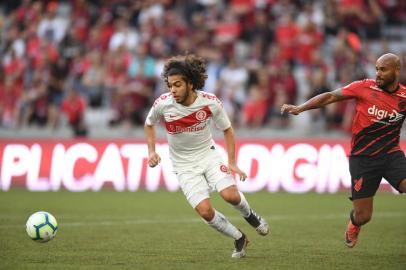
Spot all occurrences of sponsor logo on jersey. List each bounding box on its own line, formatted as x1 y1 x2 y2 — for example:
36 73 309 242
166 122 208 133
367 105 404 122
397 91 406 98
164 105 212 134
164 113 177 120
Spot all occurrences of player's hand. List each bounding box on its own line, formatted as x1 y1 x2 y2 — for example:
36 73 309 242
228 163 247 182
148 152 161 167
281 104 301 115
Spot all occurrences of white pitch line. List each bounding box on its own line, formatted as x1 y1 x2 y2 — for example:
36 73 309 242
0 212 404 229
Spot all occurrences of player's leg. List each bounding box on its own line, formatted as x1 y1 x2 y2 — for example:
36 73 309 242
398 179 406 192
194 197 215 221
194 198 248 258
194 198 241 238
204 146 269 236
177 169 248 258
219 185 269 236
345 196 374 247
346 156 382 248
383 151 406 194
351 197 374 226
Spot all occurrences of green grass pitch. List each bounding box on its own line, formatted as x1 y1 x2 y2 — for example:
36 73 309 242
0 190 404 270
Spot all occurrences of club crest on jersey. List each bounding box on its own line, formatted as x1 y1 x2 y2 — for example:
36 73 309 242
367 105 404 123
220 164 230 174
370 92 379 99
196 110 207 121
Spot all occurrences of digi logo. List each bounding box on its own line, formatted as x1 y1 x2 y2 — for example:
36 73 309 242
367 105 404 122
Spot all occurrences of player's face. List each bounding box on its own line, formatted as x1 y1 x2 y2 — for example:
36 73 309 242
375 60 397 90
167 75 193 105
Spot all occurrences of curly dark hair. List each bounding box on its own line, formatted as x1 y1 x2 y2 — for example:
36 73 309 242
162 54 208 90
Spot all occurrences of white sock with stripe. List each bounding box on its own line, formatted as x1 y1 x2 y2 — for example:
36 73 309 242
207 210 242 240
233 192 251 218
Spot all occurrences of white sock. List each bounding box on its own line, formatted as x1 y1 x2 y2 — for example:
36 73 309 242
207 210 242 240
233 192 251 218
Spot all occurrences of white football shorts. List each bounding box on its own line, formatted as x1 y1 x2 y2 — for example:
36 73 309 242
173 147 236 208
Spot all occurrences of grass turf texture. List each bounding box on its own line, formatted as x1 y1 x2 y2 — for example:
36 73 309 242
0 190 404 270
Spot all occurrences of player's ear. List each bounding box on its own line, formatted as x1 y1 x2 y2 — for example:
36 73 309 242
395 65 401 74
187 80 194 91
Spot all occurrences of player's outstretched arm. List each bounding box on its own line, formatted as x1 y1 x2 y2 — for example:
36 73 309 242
223 127 247 181
281 88 350 115
144 123 161 167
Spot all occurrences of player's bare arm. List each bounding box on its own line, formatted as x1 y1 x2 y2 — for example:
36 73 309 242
144 123 161 167
223 127 247 181
281 88 351 115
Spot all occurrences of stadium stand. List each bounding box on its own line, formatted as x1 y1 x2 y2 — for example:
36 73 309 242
1 0 406 138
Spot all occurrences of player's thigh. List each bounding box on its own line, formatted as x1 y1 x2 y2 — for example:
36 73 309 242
204 149 236 193
398 179 406 193
349 156 384 200
176 170 211 208
383 151 406 193
219 185 240 204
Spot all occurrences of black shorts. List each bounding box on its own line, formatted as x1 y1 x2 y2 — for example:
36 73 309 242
349 151 406 200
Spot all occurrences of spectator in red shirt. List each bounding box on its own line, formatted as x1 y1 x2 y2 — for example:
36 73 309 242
0 76 23 128
61 88 87 137
274 14 299 63
296 21 323 66
243 84 268 127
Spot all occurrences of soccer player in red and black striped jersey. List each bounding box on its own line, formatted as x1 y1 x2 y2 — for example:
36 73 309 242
281 53 406 248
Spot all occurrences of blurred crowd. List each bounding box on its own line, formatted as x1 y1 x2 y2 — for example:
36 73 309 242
1 0 406 136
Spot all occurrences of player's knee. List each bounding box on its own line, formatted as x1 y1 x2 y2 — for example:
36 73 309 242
222 192 240 205
195 205 215 221
398 179 406 193
199 209 215 221
220 186 240 205
354 209 372 225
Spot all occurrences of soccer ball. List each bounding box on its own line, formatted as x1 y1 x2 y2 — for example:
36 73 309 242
26 211 58 243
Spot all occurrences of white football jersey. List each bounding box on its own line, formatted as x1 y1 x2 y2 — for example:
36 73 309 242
145 91 231 168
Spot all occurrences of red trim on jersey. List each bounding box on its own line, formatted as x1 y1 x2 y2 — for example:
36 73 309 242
352 127 400 155
164 105 212 134
353 124 388 146
153 93 172 107
370 136 400 156
387 147 402 154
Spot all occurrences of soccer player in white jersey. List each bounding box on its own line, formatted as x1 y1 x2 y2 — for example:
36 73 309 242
144 54 269 258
